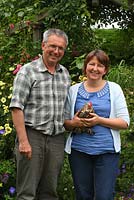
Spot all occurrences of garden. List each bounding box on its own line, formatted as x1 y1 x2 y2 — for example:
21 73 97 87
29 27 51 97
0 0 134 199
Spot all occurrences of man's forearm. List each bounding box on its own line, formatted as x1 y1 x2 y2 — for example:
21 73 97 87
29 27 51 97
11 108 28 143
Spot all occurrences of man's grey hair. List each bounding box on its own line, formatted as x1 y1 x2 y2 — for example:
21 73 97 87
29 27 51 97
43 28 68 46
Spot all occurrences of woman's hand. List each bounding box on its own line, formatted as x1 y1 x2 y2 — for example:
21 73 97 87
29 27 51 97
72 111 86 128
64 110 128 131
80 113 100 127
64 112 100 131
64 111 96 131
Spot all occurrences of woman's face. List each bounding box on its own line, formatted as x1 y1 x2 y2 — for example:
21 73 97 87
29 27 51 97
85 56 107 81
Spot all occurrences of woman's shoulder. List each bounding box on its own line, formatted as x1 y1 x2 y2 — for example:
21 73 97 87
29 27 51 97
108 81 122 89
108 81 124 97
70 82 82 90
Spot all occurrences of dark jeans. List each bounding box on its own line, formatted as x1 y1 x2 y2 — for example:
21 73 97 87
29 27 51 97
69 149 120 200
15 126 65 200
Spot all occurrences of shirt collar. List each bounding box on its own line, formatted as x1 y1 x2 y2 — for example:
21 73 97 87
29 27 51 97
36 55 63 73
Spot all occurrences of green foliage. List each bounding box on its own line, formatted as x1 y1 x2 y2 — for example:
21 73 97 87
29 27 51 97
69 54 86 81
0 0 134 199
58 153 75 200
41 0 99 65
95 28 134 65
106 61 134 88
115 76 134 199
0 159 16 199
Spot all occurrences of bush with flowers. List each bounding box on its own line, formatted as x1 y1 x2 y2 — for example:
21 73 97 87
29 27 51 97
0 79 16 199
0 22 41 198
0 1 134 199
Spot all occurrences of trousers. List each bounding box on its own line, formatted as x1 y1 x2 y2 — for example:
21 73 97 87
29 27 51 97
69 149 120 200
15 126 65 200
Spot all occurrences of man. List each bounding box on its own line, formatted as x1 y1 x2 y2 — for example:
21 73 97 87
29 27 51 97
10 28 71 200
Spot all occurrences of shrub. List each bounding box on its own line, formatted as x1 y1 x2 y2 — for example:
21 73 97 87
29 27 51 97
0 159 16 199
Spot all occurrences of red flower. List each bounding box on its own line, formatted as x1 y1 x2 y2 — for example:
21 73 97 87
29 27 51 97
0 55 3 60
25 20 31 26
32 55 39 61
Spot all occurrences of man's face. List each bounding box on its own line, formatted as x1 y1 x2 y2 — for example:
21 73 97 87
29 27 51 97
42 34 67 67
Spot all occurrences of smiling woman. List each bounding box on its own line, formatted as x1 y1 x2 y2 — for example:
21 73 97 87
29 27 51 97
64 49 130 200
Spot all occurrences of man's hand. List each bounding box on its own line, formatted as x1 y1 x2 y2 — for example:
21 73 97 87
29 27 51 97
19 140 32 160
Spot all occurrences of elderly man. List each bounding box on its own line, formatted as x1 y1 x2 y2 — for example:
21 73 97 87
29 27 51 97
10 28 71 200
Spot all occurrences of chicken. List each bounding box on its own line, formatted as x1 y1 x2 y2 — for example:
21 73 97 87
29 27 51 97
73 102 95 135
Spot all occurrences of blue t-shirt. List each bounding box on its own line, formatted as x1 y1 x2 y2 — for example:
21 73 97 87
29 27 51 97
71 82 115 155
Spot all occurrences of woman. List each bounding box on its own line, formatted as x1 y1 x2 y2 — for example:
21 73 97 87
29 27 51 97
64 49 130 200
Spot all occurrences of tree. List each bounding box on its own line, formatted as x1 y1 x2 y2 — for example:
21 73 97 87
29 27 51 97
88 0 134 29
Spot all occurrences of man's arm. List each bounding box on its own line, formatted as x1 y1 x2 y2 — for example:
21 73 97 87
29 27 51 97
11 108 32 159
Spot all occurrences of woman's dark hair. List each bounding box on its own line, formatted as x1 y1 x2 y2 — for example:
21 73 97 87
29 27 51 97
83 49 110 77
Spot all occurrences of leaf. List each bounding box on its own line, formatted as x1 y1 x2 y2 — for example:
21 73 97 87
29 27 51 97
17 11 24 17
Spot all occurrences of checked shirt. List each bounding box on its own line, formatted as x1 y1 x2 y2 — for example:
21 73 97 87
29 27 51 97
10 56 71 135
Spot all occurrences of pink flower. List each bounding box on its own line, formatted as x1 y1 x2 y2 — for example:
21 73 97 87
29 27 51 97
13 64 22 75
32 55 39 61
9 23 15 30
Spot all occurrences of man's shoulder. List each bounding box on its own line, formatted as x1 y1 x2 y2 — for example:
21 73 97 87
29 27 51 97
17 58 40 75
59 64 69 72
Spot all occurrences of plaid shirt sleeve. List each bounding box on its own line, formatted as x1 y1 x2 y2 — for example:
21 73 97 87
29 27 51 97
10 70 31 110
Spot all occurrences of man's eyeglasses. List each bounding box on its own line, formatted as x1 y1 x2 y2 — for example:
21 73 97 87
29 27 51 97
47 44 66 52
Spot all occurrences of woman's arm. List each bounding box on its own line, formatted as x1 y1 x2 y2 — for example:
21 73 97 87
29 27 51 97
80 113 128 130
98 116 128 130
64 112 128 132
64 111 86 131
